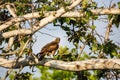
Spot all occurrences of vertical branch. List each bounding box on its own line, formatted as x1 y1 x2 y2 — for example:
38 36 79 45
3 69 13 80
6 37 14 51
76 71 83 80
18 39 30 56
105 15 115 41
77 42 87 60
76 71 87 80
5 4 19 51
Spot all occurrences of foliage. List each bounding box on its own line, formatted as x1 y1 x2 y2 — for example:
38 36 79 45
36 66 76 80
108 2 120 28
9 72 33 80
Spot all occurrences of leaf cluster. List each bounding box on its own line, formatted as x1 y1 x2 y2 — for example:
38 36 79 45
55 46 78 61
37 66 75 80
9 72 33 80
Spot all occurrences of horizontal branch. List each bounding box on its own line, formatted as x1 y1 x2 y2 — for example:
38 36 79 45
2 29 33 38
0 50 17 56
0 8 120 32
0 57 120 71
91 8 120 15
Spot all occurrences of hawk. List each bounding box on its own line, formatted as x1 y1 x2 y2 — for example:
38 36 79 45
36 37 60 60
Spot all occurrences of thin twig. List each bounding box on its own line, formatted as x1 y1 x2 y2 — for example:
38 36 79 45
19 39 30 56
44 27 57 30
77 42 87 60
3 69 13 80
109 0 113 9
0 50 18 56
95 30 105 42
38 31 57 38
5 4 19 51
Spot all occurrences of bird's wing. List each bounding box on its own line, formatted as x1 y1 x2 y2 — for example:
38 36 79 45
40 41 58 53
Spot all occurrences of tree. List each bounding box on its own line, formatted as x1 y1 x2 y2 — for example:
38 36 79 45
0 0 120 80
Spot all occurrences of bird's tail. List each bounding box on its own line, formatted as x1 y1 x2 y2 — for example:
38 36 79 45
36 52 45 61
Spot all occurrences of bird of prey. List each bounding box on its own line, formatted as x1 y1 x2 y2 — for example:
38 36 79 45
36 37 60 60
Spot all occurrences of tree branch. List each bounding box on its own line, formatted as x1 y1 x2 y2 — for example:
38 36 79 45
5 4 18 51
2 29 33 38
91 8 120 15
6 4 17 17
0 8 120 32
1 0 83 38
105 15 115 41
1 8 120 38
0 57 120 71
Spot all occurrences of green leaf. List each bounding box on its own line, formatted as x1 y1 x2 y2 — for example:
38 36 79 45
93 15 98 20
91 25 96 30
0 47 3 50
73 42 78 48
117 54 120 58
65 18 70 24
111 50 117 56
118 2 120 8
92 44 97 51
86 10 93 17
58 46 69 55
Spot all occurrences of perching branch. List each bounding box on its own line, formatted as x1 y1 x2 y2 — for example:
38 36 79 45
0 57 120 71
0 50 18 56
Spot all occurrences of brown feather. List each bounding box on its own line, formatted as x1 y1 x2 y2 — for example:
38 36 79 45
36 37 60 60
40 41 59 54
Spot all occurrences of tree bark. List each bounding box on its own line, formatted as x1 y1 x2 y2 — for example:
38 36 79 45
0 56 120 71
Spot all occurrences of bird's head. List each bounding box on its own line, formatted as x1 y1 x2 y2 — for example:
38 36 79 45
55 37 60 43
